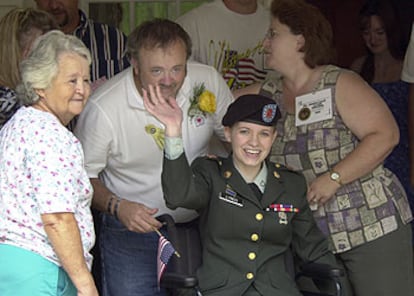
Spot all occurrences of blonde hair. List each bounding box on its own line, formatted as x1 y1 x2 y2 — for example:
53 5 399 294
0 8 57 89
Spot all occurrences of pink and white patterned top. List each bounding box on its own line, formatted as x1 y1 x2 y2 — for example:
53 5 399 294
0 106 95 269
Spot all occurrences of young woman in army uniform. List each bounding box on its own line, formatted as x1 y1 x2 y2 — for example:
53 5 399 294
143 85 337 296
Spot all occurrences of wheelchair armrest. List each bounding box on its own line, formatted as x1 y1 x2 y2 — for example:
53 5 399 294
296 262 344 280
160 272 199 289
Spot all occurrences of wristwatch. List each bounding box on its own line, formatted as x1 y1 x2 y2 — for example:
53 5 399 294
329 171 342 186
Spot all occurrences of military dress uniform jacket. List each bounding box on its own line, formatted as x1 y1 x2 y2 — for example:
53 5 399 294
162 153 336 296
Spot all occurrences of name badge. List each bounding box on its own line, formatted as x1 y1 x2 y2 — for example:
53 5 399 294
295 88 333 127
219 187 243 207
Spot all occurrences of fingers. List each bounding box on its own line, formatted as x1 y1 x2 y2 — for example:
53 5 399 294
306 190 315 202
142 85 166 115
142 88 153 111
307 189 325 206
148 84 168 105
143 84 172 113
307 191 330 206
307 174 339 207
307 192 318 206
121 201 162 233
134 207 162 232
134 219 161 233
155 84 165 104
137 214 163 233
147 84 158 105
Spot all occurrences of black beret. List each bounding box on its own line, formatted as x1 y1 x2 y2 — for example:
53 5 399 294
222 94 281 127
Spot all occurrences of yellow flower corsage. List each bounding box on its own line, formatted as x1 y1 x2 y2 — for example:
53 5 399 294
188 83 216 126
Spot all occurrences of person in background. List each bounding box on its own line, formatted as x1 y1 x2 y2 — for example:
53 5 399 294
350 0 414 248
0 7 56 129
403 25 414 189
74 19 234 296
176 0 270 91
402 21 414 269
177 0 267 155
35 0 129 84
144 90 339 295
234 0 414 295
0 30 97 296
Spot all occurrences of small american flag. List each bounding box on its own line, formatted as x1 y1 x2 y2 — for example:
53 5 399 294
157 234 176 287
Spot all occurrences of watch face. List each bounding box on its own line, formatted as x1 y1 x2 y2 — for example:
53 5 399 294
331 172 340 180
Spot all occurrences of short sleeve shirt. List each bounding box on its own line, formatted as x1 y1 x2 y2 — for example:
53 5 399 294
0 106 94 268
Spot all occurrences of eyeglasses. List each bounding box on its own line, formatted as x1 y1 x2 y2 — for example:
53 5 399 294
265 29 277 40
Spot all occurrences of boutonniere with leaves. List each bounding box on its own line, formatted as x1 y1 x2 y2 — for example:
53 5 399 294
188 83 216 127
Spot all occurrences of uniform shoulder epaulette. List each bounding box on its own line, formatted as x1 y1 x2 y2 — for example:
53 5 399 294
271 162 301 176
202 154 223 165
205 154 219 160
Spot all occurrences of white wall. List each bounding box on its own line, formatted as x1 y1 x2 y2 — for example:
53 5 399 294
258 0 272 8
0 0 37 19
0 0 24 19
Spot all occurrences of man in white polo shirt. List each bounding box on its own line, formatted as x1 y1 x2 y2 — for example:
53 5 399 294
74 19 233 296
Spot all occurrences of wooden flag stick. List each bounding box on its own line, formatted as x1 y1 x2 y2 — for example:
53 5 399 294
153 227 181 258
153 228 163 237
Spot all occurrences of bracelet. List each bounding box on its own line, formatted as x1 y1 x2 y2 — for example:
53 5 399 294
114 197 122 220
107 195 115 215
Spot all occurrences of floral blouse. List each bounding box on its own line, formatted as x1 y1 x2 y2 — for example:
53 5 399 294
0 106 95 268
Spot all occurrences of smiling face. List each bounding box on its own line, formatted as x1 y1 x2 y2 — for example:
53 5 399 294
35 52 91 125
132 40 187 100
263 18 304 72
225 121 277 177
362 15 388 55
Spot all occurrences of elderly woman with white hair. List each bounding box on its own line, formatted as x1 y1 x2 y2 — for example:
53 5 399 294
0 30 98 296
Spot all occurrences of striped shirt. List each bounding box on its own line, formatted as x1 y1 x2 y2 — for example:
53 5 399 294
67 10 131 131
74 10 130 82
0 86 19 130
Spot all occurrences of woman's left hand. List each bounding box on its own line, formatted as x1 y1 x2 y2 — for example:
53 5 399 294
307 172 340 206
